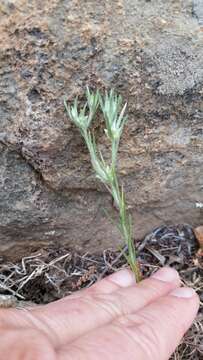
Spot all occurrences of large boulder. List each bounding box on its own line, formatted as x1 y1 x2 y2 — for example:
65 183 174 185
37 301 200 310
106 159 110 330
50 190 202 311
0 0 202 259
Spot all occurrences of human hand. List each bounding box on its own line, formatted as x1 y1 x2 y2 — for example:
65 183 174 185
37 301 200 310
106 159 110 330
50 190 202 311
0 267 199 360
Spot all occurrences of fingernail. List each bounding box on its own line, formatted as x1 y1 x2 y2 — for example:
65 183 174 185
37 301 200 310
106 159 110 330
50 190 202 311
109 269 135 287
151 267 179 283
170 287 196 298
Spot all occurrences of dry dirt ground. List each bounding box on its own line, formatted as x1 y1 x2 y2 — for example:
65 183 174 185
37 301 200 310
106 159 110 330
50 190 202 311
0 224 202 359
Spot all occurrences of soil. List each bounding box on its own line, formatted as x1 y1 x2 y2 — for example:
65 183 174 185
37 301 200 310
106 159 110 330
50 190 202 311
0 224 202 359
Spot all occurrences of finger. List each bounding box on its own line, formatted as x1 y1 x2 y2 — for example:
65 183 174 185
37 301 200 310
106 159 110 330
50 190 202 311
0 327 56 360
58 287 199 360
129 287 200 359
30 268 137 312
0 268 135 331
59 267 137 300
29 267 180 347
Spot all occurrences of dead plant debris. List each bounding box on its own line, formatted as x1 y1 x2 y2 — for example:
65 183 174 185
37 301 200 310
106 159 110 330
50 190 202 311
0 224 202 359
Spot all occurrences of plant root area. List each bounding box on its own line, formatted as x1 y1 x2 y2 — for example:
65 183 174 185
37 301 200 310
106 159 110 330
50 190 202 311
0 224 202 359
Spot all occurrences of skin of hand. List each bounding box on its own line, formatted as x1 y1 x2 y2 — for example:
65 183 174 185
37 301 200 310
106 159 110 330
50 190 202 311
0 267 199 360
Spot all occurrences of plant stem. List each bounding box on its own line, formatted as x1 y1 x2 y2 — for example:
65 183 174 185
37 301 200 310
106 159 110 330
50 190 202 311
64 89 142 282
111 170 141 282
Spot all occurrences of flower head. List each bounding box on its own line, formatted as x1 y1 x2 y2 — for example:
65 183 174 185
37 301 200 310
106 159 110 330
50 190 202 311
99 89 128 141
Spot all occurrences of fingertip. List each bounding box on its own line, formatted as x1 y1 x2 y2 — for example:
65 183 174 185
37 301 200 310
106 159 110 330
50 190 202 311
108 268 135 287
169 287 200 317
169 287 197 299
151 267 180 284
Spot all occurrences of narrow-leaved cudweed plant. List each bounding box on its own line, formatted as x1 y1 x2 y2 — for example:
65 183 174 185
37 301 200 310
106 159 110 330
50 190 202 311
64 88 141 282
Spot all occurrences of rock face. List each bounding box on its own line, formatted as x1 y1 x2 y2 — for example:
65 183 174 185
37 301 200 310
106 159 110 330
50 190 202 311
0 0 203 259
